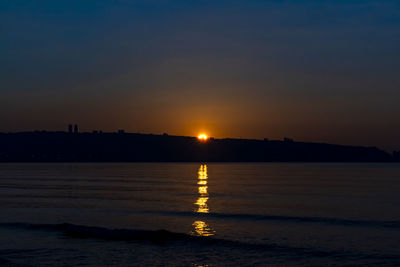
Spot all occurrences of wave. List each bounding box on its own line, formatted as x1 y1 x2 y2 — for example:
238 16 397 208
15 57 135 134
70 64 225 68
0 222 228 244
136 210 400 229
1 222 399 262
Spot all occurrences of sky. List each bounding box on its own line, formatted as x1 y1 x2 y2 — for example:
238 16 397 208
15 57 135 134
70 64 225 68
1 0 399 151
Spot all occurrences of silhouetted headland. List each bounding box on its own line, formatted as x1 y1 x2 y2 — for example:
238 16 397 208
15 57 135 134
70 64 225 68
0 129 397 162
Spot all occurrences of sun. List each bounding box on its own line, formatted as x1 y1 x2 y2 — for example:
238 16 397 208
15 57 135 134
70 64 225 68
197 134 208 141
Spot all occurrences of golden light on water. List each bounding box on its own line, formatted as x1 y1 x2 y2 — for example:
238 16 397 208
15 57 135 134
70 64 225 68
192 220 214 237
198 165 208 179
192 164 215 237
195 197 209 213
198 186 208 194
195 165 209 214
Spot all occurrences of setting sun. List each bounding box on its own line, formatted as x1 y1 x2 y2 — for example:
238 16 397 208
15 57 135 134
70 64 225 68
197 134 208 141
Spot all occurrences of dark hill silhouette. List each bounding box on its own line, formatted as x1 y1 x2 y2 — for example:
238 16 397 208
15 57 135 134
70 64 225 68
0 131 396 162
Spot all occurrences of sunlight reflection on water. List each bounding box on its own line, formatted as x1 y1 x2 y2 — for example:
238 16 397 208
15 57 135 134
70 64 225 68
192 164 214 236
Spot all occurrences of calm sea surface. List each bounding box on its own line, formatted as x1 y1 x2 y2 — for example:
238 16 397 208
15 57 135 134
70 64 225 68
0 163 399 266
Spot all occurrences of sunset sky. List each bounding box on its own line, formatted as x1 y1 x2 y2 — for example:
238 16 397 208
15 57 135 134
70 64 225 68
1 0 399 151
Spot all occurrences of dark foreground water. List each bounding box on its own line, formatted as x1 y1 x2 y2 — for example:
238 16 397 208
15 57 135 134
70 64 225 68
0 163 399 266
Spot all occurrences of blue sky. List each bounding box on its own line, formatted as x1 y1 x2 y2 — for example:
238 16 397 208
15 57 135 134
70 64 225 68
1 0 399 150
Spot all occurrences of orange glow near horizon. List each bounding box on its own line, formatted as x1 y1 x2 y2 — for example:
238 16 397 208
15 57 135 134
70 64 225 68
197 134 208 141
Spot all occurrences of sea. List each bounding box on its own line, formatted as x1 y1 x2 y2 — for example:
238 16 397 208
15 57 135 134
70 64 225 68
0 163 399 266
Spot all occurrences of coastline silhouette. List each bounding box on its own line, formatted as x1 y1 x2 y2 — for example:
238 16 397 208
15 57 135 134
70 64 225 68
0 127 397 162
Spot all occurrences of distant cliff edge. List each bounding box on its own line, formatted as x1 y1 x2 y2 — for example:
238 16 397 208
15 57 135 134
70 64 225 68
0 132 397 162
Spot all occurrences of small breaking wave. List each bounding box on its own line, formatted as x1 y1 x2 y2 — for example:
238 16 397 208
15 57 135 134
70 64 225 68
136 210 400 229
0 222 234 246
0 222 399 262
